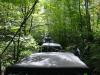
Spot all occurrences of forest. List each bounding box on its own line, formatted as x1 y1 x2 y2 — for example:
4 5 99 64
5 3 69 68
0 0 100 74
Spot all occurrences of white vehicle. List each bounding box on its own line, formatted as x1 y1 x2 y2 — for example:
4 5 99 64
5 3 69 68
39 43 63 52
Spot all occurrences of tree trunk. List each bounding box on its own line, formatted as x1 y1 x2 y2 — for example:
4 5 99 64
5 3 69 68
16 31 21 62
0 59 1 75
13 41 16 63
85 0 93 42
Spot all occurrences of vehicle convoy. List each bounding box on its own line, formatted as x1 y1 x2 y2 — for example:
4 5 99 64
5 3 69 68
4 37 90 75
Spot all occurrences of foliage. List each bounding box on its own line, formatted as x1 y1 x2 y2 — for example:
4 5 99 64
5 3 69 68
0 1 39 69
42 0 100 72
0 0 100 73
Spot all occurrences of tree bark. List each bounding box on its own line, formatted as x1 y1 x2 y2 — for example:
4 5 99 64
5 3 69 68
85 0 93 42
16 31 21 62
0 59 1 75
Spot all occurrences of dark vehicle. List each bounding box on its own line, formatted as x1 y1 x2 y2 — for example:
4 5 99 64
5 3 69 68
40 36 63 52
4 52 89 75
4 39 90 75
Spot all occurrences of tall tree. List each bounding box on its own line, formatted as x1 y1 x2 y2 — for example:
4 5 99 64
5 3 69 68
84 0 94 42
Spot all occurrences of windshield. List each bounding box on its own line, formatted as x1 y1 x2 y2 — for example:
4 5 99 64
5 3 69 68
40 46 62 52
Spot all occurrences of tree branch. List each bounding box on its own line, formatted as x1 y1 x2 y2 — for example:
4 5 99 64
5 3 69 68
0 0 38 56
